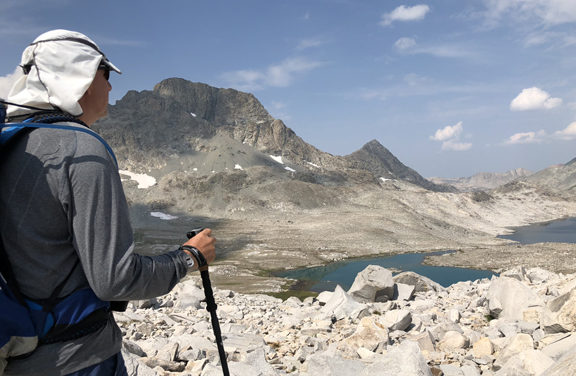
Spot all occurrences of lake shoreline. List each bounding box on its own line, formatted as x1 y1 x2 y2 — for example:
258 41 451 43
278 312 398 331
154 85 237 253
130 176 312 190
423 242 576 275
275 250 497 293
133 208 576 295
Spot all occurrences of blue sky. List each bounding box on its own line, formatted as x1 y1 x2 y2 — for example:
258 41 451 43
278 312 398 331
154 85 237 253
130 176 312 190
1 0 576 178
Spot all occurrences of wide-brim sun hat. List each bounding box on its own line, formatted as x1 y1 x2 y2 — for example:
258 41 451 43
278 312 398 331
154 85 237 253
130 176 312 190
6 29 121 118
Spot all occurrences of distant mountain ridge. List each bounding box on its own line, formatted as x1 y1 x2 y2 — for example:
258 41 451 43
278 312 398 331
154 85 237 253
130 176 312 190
429 168 532 192
94 78 451 193
522 159 576 193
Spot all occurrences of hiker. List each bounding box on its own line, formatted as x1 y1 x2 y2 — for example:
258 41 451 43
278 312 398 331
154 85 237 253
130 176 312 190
0 29 216 375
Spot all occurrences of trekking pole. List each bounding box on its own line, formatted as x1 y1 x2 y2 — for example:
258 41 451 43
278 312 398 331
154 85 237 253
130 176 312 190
185 229 230 376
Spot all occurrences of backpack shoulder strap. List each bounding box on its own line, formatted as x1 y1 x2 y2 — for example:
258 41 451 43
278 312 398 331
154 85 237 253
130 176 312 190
1 122 118 167
0 117 118 167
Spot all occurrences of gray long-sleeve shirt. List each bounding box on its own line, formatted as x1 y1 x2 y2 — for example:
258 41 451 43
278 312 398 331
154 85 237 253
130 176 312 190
0 123 190 375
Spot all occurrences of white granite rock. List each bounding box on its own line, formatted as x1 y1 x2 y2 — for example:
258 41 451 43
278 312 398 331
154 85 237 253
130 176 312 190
316 290 333 306
393 283 416 301
361 341 432 376
380 309 412 331
486 277 543 321
440 364 465 376
497 333 534 366
173 280 205 310
393 271 445 293
122 350 159 376
110 266 576 376
438 330 469 351
348 265 395 303
301 348 366 376
448 308 461 323
541 289 576 333
342 316 390 352
320 285 367 321
461 364 481 376
472 337 494 358
541 345 576 376
541 333 576 360
407 329 436 352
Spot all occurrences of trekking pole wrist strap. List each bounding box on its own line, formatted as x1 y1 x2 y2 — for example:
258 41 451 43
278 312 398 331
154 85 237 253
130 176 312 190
179 245 208 269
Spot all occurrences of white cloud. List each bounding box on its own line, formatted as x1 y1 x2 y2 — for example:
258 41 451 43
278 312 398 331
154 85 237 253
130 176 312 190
431 121 471 151
523 31 576 47
554 122 576 140
510 87 562 111
381 5 431 26
267 58 324 86
403 73 432 87
220 70 265 91
269 101 291 121
416 45 477 59
484 0 576 26
504 122 576 145
442 140 472 151
271 101 286 110
360 76 500 102
296 38 326 50
0 70 21 99
431 121 463 141
504 123 576 145
221 57 324 91
393 37 477 59
505 130 546 144
395 37 417 50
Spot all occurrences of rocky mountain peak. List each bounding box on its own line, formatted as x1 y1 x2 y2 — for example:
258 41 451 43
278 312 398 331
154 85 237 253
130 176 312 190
357 139 404 167
345 139 453 192
363 139 387 150
153 78 272 127
93 78 452 198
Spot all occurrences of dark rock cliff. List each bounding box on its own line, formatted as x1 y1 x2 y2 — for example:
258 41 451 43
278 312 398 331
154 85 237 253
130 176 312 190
94 78 448 191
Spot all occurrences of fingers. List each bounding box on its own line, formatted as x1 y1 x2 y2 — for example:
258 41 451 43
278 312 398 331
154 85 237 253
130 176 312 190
184 228 216 265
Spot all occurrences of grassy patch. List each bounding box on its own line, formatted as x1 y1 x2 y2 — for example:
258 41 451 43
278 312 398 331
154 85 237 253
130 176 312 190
484 314 496 322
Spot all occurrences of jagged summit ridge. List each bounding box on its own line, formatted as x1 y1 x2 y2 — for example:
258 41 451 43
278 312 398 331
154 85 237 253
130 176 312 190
94 78 447 192
152 78 333 165
154 78 272 128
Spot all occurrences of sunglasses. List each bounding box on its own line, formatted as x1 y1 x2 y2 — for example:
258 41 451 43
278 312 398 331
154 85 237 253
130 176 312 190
98 63 110 81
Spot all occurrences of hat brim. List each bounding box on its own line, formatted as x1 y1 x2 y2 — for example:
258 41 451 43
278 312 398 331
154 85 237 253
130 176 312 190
102 58 121 74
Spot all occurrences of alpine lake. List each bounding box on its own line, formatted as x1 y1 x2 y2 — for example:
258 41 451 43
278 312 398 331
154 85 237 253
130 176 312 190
277 217 576 293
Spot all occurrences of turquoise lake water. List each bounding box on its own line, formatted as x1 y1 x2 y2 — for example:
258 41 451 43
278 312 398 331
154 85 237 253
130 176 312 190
279 217 576 292
498 217 576 244
277 251 496 292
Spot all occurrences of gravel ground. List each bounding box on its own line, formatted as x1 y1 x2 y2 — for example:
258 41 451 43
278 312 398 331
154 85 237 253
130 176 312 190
123 170 576 294
424 242 576 275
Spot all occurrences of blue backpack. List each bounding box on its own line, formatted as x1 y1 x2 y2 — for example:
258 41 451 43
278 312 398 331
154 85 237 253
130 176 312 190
0 112 119 365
